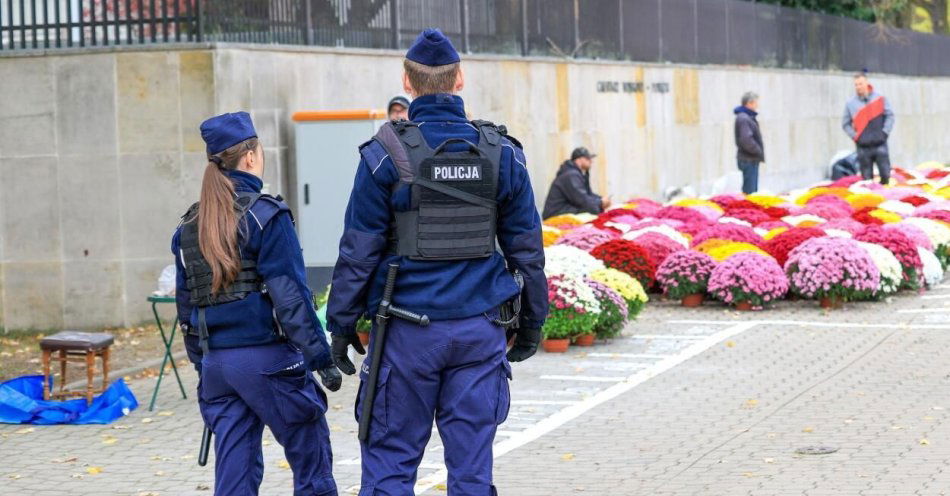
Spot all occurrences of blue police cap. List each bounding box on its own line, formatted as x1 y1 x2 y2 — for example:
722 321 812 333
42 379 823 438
200 112 257 156
406 28 460 67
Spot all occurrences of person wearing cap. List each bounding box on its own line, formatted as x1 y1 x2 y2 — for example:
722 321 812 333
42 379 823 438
541 146 611 219
327 28 547 495
171 112 341 496
386 95 410 121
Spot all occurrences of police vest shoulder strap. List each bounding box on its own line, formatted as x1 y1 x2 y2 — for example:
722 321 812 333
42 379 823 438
470 120 503 192
180 202 200 225
373 120 433 190
412 177 497 210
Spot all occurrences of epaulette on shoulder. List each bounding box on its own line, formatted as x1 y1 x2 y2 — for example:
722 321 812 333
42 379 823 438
180 202 200 223
359 138 390 175
250 194 293 228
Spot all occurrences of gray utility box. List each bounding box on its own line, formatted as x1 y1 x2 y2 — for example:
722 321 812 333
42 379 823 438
293 110 386 290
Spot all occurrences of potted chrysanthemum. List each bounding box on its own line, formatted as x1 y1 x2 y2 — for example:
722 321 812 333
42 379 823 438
589 268 649 319
785 237 880 308
708 252 788 310
656 250 717 307
856 241 903 299
543 275 601 352
585 278 629 343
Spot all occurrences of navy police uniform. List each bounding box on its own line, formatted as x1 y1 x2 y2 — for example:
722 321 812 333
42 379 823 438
327 30 548 495
172 112 338 496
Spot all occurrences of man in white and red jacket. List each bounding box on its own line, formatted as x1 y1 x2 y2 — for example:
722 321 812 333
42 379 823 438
842 73 895 185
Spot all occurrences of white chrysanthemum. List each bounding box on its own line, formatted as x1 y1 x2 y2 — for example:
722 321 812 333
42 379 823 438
604 221 632 233
718 217 752 227
857 241 902 295
824 229 853 239
781 214 826 226
903 217 950 247
877 200 916 216
622 224 690 248
551 275 602 313
544 245 605 279
848 183 875 194
918 247 944 288
573 213 598 223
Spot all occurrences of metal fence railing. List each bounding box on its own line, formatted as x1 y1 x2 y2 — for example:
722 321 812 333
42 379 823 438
3 0 950 76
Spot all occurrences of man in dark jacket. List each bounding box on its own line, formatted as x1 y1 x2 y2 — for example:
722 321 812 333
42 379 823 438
843 73 895 185
542 147 609 219
734 92 764 195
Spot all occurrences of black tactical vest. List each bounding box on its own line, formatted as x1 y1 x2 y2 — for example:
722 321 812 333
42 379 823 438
179 192 264 307
374 120 503 261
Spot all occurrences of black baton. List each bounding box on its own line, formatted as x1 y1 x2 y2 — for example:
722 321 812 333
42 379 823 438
198 425 212 466
358 263 429 443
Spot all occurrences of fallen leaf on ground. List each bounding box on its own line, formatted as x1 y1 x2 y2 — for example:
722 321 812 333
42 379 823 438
7 474 21 480
196 484 211 490
157 411 174 417
70 473 84 479
330 424 343 432
102 436 118 445
332 404 342 411
111 425 131 430
920 438 930 445
180 455 195 461
725 341 736 348
763 458 775 464
141 418 154 424
744 399 758 409
262 440 272 447
560 453 575 461
802 427 814 433
155 471 165 476
14 427 34 435
742 472 756 478
277 460 291 469
891 425 903 430
434 483 447 491
86 466 103 475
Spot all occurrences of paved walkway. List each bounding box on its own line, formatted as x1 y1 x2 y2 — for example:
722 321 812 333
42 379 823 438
2 282 950 495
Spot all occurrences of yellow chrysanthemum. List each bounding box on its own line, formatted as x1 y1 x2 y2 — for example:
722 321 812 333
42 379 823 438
746 194 786 208
845 193 886 210
868 209 902 223
543 214 585 229
797 220 822 228
697 240 768 262
763 227 789 241
936 187 950 199
621 202 639 209
542 226 563 247
590 268 649 304
916 161 946 170
673 198 725 213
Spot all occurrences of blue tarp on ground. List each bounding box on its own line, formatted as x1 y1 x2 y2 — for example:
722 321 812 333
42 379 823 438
0 375 138 425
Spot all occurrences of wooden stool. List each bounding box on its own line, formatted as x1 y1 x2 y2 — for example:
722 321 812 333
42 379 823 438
40 331 114 405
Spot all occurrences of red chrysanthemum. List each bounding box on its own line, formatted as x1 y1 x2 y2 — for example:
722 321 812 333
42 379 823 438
853 206 885 226
726 208 772 225
900 195 930 207
763 206 791 219
590 239 656 288
926 169 950 180
763 227 826 268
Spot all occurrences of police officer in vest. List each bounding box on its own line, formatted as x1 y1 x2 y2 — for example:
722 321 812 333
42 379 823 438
327 29 548 495
172 112 341 496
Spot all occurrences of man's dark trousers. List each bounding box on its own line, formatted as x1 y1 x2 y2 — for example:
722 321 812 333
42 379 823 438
737 160 759 195
857 144 891 185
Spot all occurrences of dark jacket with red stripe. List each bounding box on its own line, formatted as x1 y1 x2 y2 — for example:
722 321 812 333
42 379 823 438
842 89 894 147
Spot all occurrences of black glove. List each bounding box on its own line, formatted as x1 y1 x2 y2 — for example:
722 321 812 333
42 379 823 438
506 328 540 363
331 333 366 375
317 366 342 392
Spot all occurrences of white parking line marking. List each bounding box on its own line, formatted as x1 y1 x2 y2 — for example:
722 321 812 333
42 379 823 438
414 321 758 494
539 375 628 382
629 334 707 339
668 319 950 329
921 294 950 300
897 308 950 314
586 352 668 359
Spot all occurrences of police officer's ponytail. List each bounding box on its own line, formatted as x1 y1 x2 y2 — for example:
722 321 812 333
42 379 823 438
198 138 259 295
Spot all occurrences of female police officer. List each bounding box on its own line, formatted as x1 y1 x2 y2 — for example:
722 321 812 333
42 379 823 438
172 112 341 496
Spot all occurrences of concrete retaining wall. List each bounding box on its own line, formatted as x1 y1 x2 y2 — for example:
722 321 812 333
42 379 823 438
1 43 949 330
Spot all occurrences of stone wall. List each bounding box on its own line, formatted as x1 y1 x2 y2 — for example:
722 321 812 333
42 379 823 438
1 44 949 330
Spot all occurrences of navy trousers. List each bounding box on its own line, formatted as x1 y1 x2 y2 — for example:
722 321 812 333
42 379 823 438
857 144 891 185
737 160 760 195
356 314 511 496
199 342 337 496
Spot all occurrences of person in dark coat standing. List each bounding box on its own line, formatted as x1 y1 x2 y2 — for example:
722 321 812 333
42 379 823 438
734 92 765 195
541 147 610 219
